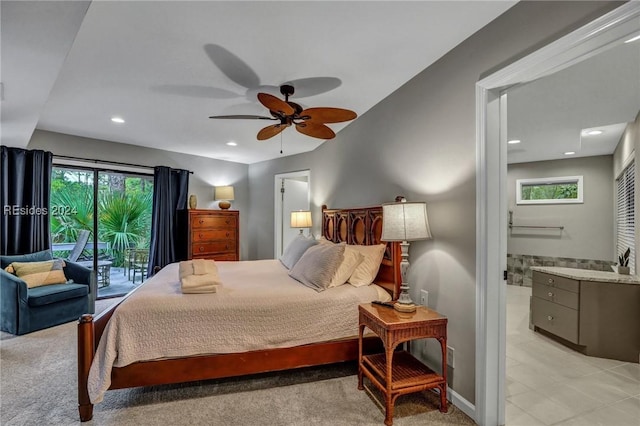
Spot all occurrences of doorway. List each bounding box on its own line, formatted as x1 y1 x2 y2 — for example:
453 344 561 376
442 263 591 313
476 4 640 425
274 170 311 258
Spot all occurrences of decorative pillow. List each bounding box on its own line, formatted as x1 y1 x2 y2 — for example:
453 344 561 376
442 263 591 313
347 244 386 287
9 259 68 289
289 244 345 292
280 235 319 269
328 249 365 288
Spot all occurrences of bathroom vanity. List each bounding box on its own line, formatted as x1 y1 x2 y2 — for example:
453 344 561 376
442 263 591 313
530 267 640 363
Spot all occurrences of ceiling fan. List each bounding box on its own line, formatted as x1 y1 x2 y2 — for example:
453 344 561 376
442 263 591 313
209 84 357 140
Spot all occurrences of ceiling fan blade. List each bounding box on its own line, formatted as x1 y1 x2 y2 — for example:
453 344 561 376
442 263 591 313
257 93 295 116
209 114 276 120
282 77 342 98
204 44 260 89
295 122 336 140
257 123 290 140
300 107 357 124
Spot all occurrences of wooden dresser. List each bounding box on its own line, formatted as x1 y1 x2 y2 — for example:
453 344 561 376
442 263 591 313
185 209 239 261
531 267 640 362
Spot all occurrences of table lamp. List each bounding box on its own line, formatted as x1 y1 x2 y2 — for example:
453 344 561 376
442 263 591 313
381 198 432 312
291 210 312 235
214 186 235 210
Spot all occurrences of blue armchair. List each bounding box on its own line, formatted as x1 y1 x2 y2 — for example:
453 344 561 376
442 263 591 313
0 249 94 335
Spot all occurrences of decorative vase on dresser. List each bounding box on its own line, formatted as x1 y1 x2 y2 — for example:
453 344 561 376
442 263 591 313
184 209 239 261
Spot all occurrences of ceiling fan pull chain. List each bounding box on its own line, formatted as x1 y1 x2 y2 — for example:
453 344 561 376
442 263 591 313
280 133 283 154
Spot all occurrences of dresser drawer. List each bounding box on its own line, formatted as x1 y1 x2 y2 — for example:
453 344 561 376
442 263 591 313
533 271 579 293
192 241 236 255
192 229 236 242
191 215 237 229
531 297 579 343
532 283 579 310
192 253 237 261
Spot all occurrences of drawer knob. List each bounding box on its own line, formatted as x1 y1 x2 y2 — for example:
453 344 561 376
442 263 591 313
548 278 554 284
226 232 230 237
548 292 554 297
547 315 554 321
199 219 204 224
199 233 204 238
199 247 204 252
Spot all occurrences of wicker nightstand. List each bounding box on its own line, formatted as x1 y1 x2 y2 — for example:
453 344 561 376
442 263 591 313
357 303 448 426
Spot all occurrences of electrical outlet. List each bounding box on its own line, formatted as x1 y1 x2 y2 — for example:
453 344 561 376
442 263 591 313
447 346 455 368
420 289 429 307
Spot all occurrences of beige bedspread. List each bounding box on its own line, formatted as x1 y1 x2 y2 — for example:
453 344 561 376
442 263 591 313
88 260 390 403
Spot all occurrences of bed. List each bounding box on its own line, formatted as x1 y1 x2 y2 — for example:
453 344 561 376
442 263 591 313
77 203 401 421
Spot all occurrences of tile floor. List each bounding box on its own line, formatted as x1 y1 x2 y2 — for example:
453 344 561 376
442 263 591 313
506 285 640 425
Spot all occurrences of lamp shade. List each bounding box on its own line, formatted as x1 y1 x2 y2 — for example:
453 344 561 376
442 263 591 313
214 186 235 201
381 201 432 241
291 211 312 228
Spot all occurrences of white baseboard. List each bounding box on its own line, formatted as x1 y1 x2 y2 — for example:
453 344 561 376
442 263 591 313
448 386 476 421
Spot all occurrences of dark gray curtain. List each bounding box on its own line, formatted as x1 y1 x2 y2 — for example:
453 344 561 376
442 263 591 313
0 146 53 255
147 166 189 275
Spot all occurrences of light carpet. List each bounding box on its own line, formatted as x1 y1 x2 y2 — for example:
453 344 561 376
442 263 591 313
1 298 475 425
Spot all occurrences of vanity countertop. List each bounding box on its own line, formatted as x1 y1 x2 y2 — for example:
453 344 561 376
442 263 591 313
530 266 640 285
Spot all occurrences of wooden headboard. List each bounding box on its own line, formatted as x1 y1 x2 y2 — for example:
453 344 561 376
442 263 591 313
321 204 401 299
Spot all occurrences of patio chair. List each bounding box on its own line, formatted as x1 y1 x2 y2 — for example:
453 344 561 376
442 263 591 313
67 230 91 262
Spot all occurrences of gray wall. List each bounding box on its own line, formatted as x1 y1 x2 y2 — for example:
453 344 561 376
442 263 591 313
507 156 614 260
28 130 251 260
246 1 622 403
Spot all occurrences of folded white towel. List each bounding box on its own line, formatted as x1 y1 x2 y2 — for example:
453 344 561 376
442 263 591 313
178 261 193 281
179 259 218 280
192 258 217 275
180 273 222 294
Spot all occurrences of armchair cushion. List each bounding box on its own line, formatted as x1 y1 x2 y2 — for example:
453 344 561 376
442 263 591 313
27 283 89 307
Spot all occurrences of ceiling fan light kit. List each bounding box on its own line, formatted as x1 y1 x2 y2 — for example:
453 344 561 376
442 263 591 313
209 84 357 141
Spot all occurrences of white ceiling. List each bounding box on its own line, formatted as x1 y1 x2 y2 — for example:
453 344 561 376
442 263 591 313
2 1 517 164
507 39 640 164
5 2 636 166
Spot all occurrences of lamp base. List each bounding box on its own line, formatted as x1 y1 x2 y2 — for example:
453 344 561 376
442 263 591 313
218 201 231 210
394 302 417 313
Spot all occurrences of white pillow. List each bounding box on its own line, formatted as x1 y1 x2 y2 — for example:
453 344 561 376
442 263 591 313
289 244 345 292
347 244 386 287
328 249 365 288
280 235 319 269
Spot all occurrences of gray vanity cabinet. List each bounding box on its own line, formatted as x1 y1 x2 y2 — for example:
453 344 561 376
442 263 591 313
531 269 640 363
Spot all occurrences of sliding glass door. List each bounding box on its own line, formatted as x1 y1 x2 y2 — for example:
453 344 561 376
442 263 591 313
50 166 153 299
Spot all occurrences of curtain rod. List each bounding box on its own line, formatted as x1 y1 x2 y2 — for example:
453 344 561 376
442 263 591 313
53 154 194 174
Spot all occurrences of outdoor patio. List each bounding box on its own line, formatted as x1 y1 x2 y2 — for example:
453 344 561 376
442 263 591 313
97 266 145 299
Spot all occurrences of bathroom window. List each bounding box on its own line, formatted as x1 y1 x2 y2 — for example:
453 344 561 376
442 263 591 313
516 176 583 205
616 161 635 273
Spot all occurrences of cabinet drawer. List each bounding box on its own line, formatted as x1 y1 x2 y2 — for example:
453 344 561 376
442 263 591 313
193 253 237 261
533 271 579 293
531 297 579 343
191 229 236 242
192 241 236 255
191 215 237 229
532 283 579 310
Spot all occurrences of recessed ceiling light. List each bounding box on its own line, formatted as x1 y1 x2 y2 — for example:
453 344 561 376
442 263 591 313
625 34 640 43
564 151 576 155
507 139 521 144
226 141 237 146
111 116 125 124
585 129 603 136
